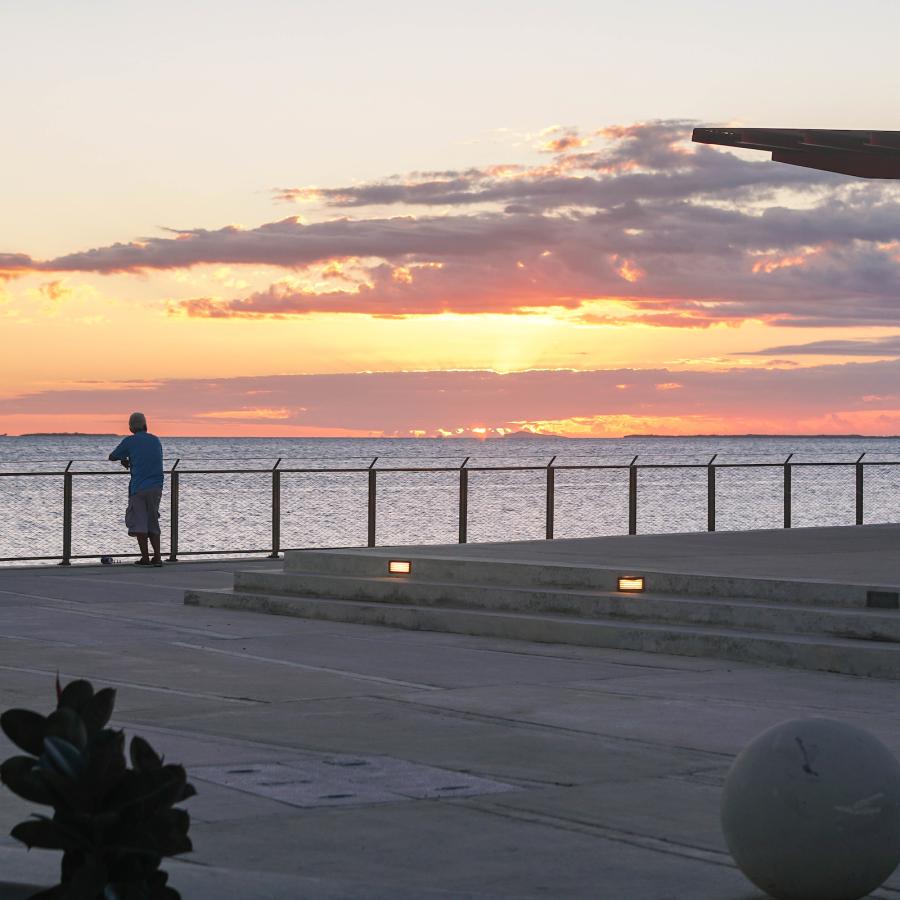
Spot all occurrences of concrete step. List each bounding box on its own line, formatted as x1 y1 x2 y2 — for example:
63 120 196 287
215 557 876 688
184 587 900 680
283 549 892 608
234 569 900 643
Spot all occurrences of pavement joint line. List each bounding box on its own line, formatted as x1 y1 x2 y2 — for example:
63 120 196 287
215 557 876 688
468 801 740 869
468 800 892 896
114 715 588 791
0 587 74 603
30 604 238 639
559 682 900 715
0 663 267 705
50 575 233 592
170 641 444 691
0 633 80 647
185 773 420 812
381 695 733 760
122 694 403 727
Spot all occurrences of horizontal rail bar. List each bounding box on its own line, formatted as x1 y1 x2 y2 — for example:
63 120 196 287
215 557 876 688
0 555 69 562
0 543 386 564
6 460 900 478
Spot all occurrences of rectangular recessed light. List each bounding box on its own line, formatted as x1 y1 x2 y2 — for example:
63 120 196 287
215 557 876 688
617 575 644 592
388 560 412 575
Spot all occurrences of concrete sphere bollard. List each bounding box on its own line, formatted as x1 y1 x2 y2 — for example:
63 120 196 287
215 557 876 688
721 718 900 900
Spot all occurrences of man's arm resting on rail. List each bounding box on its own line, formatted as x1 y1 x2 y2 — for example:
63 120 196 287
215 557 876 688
109 438 131 466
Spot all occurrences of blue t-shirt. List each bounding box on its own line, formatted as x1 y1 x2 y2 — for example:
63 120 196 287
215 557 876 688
109 432 164 496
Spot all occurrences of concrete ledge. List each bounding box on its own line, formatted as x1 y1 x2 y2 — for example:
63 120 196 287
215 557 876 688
233 569 900 642
185 588 900 679
283 549 883 607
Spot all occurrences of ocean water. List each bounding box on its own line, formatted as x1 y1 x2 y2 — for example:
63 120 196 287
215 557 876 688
2 434 900 563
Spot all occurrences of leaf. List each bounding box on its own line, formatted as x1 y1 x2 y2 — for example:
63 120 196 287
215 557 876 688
0 755 54 805
62 848 89 882
149 808 191 854
114 810 192 859
39 767 92 813
46 707 88 751
107 767 188 816
164 808 190 835
148 870 169 889
86 729 127 798
58 680 95 713
41 736 86 779
106 882 162 900
1 708 47 756
11 816 86 851
65 856 109 900
130 736 163 773
82 688 117 735
26 887 65 900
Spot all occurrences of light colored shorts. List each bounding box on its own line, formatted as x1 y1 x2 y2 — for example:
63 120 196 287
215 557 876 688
125 486 163 536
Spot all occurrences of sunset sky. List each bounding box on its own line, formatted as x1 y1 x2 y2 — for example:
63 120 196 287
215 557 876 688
4 0 900 437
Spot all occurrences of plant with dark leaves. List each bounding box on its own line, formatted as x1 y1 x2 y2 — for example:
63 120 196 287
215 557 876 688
0 677 195 899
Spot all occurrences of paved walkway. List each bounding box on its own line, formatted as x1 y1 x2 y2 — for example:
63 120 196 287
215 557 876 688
1 547 899 898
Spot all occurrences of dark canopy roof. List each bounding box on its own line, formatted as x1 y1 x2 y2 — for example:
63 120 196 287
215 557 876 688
692 128 900 178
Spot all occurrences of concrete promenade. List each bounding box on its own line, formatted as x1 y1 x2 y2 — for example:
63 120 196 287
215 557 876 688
1 529 899 898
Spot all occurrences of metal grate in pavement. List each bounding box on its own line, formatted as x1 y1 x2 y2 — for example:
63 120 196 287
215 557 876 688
190 753 518 808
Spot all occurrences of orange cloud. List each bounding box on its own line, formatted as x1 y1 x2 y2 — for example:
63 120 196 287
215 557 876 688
751 246 824 274
194 407 293 420
39 280 71 302
613 256 644 283
538 126 591 154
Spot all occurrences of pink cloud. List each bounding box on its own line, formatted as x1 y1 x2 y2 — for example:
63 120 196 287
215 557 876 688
5 360 900 436
5 121 900 327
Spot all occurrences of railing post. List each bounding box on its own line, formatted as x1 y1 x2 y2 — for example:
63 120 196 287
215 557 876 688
270 458 282 558
458 457 469 544
367 457 378 547
707 454 717 532
855 452 866 526
628 455 638 535
545 455 556 540
783 453 793 529
168 459 180 562
60 461 73 566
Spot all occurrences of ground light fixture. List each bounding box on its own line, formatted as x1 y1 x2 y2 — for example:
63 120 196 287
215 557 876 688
388 560 412 575
617 575 645 592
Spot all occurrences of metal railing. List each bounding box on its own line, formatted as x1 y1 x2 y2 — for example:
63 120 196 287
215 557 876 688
0 453 894 565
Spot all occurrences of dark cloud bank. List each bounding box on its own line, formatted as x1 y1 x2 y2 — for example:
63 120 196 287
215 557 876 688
6 121 900 333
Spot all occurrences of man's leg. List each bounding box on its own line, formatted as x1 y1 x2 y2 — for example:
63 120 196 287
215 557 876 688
149 531 162 564
135 533 150 563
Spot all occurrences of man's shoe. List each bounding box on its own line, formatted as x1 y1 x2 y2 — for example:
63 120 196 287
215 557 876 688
134 558 152 566
151 558 163 567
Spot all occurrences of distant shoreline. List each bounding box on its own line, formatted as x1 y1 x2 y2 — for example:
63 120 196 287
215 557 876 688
623 434 878 439
15 433 118 438
3 432 898 440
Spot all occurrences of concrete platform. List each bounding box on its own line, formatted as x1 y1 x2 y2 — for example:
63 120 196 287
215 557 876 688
186 525 900 679
343 523 900 584
1 533 900 898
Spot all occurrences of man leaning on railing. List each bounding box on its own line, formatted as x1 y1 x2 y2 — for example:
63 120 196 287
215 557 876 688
108 412 165 567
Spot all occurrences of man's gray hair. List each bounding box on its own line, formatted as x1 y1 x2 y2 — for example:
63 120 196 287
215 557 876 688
129 412 148 433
